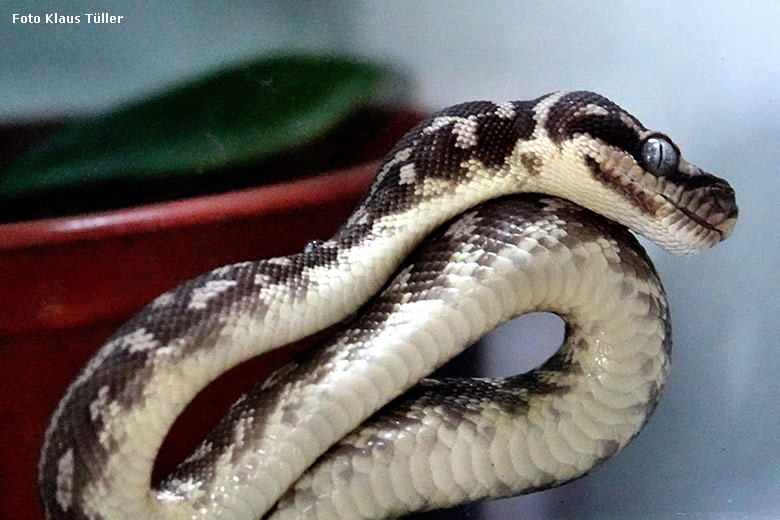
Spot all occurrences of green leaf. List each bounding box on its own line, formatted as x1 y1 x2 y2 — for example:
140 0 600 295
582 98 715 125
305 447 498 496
0 54 384 200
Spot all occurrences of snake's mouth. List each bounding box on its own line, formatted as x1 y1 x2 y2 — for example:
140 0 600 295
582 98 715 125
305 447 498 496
585 151 738 253
641 172 738 254
679 204 721 235
661 190 738 242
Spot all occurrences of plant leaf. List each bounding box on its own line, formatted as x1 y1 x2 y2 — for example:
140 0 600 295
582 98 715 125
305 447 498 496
0 54 384 200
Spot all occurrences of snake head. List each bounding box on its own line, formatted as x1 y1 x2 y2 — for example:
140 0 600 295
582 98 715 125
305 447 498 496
643 142 737 242
536 91 738 255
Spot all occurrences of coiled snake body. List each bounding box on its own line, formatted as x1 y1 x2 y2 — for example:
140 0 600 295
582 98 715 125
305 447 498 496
39 91 737 519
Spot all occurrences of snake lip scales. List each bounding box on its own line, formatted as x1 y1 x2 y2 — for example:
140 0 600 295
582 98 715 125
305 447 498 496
39 91 737 520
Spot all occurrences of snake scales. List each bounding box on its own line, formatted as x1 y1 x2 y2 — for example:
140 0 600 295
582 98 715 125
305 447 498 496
39 91 737 519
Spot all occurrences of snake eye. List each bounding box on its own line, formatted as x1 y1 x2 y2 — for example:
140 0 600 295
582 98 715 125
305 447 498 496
640 136 679 176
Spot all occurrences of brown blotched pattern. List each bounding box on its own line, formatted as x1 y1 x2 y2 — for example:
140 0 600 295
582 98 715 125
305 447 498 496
545 91 644 153
162 195 670 511
39 92 736 520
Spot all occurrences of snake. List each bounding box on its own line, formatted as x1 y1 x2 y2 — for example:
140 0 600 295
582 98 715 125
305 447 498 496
38 91 738 520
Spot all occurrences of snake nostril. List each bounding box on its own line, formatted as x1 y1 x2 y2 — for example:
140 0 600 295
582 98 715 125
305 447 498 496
715 186 738 215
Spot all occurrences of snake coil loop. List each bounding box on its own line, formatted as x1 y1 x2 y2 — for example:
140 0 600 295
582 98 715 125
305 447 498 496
40 91 737 520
